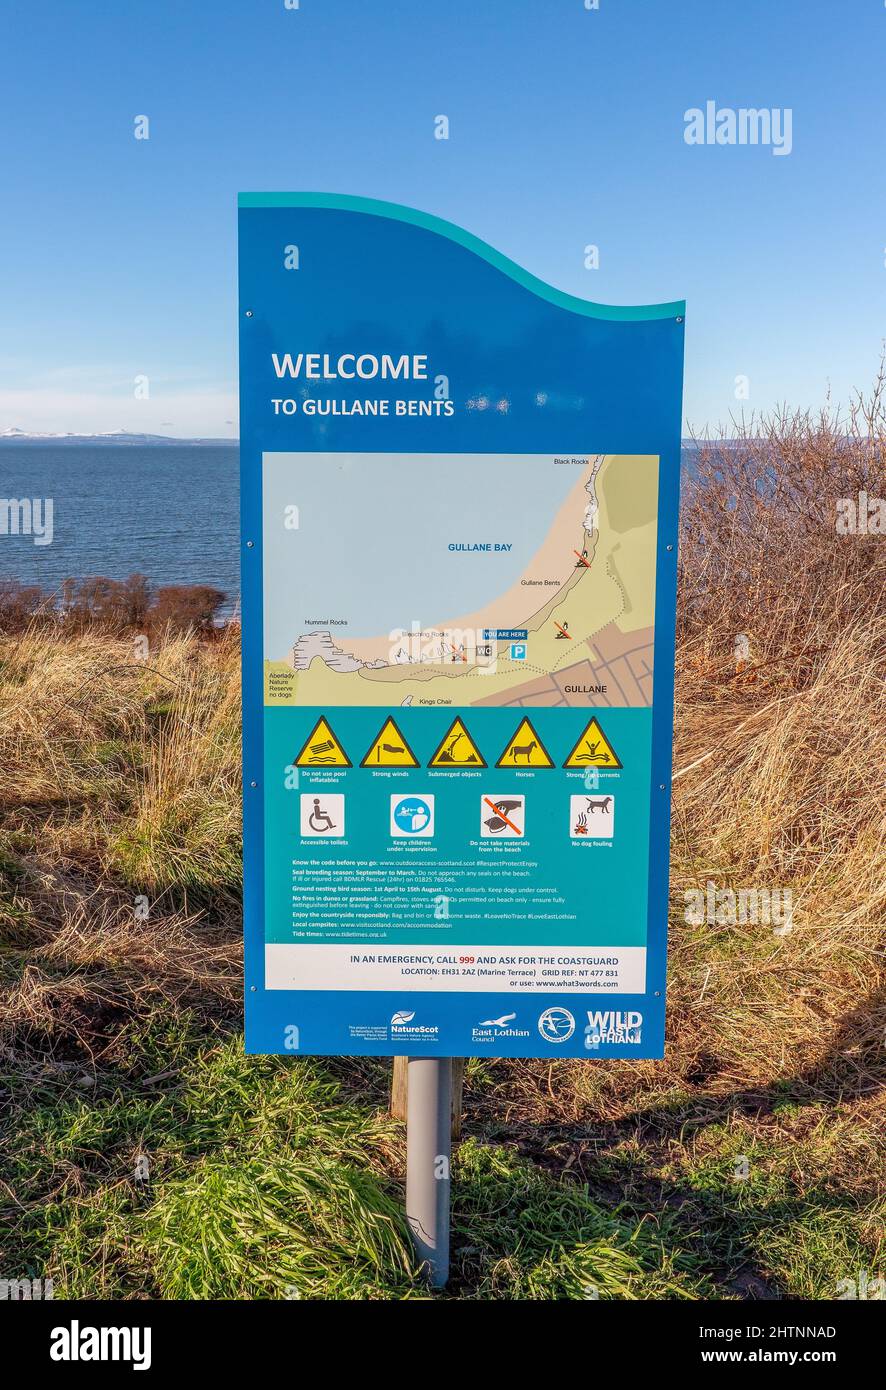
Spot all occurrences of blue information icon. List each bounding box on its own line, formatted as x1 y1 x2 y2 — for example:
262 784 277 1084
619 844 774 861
510 642 527 661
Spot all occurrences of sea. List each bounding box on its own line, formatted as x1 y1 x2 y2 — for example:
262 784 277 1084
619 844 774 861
0 442 241 615
0 441 698 621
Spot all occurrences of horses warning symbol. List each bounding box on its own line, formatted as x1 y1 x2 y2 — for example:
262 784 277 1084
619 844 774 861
360 716 420 768
427 717 487 768
562 717 622 769
294 716 352 768
494 717 554 769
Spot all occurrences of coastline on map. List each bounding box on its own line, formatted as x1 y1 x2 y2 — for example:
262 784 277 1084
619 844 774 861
294 457 600 668
262 454 660 710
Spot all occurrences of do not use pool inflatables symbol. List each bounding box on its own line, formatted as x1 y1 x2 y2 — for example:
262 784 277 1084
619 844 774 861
360 716 420 767
293 716 352 768
562 717 622 769
427 717 487 768
495 717 555 769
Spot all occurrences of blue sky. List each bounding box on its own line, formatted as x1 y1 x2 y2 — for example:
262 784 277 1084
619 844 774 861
1 0 884 437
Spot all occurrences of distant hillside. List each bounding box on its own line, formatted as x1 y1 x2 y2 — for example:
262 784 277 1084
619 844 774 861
0 428 237 446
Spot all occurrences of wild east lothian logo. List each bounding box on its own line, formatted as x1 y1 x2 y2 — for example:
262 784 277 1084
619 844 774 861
584 1010 643 1048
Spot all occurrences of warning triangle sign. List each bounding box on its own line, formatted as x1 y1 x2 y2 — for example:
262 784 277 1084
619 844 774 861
360 716 420 768
294 715 352 768
563 717 622 769
427 716 487 768
495 717 555 769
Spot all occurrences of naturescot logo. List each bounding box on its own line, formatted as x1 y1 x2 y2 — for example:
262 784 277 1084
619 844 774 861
390 1009 439 1041
584 1010 642 1048
472 1012 530 1043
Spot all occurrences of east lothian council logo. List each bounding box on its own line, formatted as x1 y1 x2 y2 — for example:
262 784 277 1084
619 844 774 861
537 1007 576 1043
472 1012 530 1044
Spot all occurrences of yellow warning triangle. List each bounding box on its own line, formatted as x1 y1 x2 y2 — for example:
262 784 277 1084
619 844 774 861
428 716 487 768
563 717 622 769
360 716 419 768
294 715 352 768
495 717 554 769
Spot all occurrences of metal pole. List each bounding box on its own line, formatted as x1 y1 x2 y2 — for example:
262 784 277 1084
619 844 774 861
405 1056 451 1288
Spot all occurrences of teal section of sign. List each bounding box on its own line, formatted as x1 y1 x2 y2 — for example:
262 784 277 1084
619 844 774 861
264 706 650 948
238 192 684 322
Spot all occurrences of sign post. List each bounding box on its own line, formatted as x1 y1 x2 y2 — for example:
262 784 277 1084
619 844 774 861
406 1056 452 1287
239 193 684 1285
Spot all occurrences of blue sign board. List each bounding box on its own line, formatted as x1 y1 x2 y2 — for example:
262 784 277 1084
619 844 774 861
239 193 684 1058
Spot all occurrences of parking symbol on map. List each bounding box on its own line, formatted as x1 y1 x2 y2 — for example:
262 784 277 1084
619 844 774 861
509 642 527 661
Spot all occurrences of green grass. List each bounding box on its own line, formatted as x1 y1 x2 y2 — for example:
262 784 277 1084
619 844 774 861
450 1140 700 1299
3 1003 878 1300
1 625 883 1300
1 1025 714 1301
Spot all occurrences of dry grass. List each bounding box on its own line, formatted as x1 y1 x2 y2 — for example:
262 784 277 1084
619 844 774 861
0 397 884 1298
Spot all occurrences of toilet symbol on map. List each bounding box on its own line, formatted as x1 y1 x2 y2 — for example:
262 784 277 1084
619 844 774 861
300 793 345 837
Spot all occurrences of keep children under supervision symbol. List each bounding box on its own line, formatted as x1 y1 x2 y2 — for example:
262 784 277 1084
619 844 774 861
390 794 435 837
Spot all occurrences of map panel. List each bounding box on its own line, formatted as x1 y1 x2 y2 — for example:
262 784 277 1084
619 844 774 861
262 452 658 709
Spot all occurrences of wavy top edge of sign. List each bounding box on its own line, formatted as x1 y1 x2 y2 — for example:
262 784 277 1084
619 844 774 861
238 192 685 323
